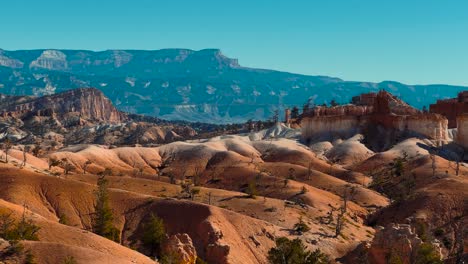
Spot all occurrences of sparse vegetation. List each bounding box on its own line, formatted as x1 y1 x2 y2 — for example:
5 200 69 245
141 213 166 257
20 146 29 168
195 257 208 264
2 138 12 163
268 237 330 264
31 142 41 157
61 158 75 175
62 256 78 264
246 179 258 198
24 250 37 264
58 213 69 225
0 206 41 244
48 157 61 170
83 160 92 174
414 243 443 264
300 186 308 194
293 217 310 234
92 175 120 242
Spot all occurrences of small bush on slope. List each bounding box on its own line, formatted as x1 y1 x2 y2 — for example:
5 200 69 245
268 237 330 264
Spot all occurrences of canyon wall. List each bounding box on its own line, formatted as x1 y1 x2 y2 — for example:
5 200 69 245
301 114 448 144
301 116 365 142
301 91 448 144
402 114 448 141
430 99 468 128
456 115 468 149
1 88 126 123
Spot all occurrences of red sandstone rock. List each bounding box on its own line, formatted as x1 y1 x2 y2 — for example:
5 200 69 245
368 224 443 264
430 94 468 128
301 91 446 144
162 233 197 264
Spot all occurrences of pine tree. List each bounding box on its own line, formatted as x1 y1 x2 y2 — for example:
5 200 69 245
141 213 166 257
92 176 120 242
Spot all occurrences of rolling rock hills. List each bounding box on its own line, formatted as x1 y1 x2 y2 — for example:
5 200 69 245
0 88 467 263
1 48 467 123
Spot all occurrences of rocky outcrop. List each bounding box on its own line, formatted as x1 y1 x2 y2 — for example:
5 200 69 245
0 88 202 146
456 114 468 149
301 115 365 142
0 88 127 123
301 91 448 146
368 224 443 264
306 105 372 117
0 51 23 68
198 220 230 264
162 233 197 264
30 50 68 70
430 91 468 128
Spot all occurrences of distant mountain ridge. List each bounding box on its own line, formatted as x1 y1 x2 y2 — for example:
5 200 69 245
0 48 466 123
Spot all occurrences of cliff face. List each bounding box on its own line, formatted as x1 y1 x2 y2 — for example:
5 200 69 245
430 98 468 128
301 91 448 147
306 105 372 117
367 224 443 264
456 115 468 148
1 88 127 123
301 116 364 142
0 88 203 146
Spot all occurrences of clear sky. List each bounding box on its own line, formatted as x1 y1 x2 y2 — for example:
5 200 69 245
1 0 467 86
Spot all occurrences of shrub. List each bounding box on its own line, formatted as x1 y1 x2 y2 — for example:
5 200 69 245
268 237 330 264
11 216 40 241
246 180 258 198
62 256 78 264
293 217 311 234
59 213 69 225
264 207 277 213
0 208 40 241
414 243 443 264
196 257 208 264
25 250 37 264
3 241 24 257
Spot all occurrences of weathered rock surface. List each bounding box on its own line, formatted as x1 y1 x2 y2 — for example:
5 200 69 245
368 224 443 264
0 88 126 123
301 91 448 148
162 233 197 264
430 91 468 128
0 88 198 146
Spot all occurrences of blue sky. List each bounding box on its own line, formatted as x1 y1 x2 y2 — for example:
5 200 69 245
1 0 468 86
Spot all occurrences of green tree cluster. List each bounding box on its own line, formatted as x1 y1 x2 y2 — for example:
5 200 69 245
268 237 330 264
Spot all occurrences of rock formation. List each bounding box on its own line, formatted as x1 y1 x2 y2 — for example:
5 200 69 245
430 91 468 128
301 91 448 148
456 114 468 149
0 88 126 123
367 224 443 264
0 88 200 146
162 233 197 264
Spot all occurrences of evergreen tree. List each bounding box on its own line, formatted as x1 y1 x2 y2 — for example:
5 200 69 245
141 213 166 257
268 237 330 264
92 176 120 242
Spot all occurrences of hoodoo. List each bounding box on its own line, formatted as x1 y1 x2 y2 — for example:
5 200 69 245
301 91 448 148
